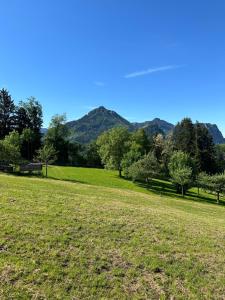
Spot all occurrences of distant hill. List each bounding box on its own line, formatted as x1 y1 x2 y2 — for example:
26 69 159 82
133 118 174 135
67 106 131 144
66 106 225 144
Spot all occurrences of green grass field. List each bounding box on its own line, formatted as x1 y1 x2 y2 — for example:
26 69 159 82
0 169 225 299
47 165 223 205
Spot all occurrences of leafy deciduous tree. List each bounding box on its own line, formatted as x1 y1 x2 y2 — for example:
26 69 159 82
168 151 193 196
45 114 69 164
128 152 159 183
97 127 130 177
36 144 57 177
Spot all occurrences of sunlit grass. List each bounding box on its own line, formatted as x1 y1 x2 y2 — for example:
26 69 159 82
0 173 225 298
47 165 224 205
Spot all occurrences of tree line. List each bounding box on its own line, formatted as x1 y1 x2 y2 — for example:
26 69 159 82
96 120 225 201
0 89 102 171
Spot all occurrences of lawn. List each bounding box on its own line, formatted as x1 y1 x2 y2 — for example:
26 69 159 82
0 173 225 299
47 165 223 205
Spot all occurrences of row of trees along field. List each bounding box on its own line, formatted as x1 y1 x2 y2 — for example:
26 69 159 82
1 88 225 201
96 121 225 201
0 89 102 171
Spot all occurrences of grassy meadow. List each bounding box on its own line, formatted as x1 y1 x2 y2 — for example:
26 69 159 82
47 165 224 205
0 170 225 299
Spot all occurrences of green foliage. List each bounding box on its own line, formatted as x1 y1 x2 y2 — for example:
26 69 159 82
168 151 193 196
172 118 196 157
121 142 143 177
36 144 57 177
15 106 30 134
195 122 217 174
45 114 69 164
3 130 21 149
20 97 43 131
19 97 43 158
152 133 165 162
131 128 150 155
197 172 225 203
215 144 225 172
0 132 21 164
128 152 159 182
21 128 36 160
84 141 102 168
161 134 174 177
172 119 219 174
97 127 130 176
0 89 15 139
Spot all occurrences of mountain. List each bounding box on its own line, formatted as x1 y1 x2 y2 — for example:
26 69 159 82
202 123 225 144
133 118 174 134
67 106 131 144
66 106 225 144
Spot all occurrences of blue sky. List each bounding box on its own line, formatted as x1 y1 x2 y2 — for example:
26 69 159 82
0 0 225 133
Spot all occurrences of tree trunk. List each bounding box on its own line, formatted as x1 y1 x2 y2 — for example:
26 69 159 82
181 185 184 197
46 162 48 178
217 192 219 204
119 168 122 177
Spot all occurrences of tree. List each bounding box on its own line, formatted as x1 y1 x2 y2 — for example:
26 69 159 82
161 133 174 177
168 151 193 196
97 127 130 177
36 144 57 177
172 118 196 157
208 174 225 204
0 132 21 165
215 144 225 173
19 98 43 158
44 114 69 164
15 106 30 134
128 152 159 183
3 130 21 149
196 172 208 195
170 167 192 197
121 141 143 177
153 133 165 163
21 128 35 161
67 142 86 166
131 128 150 155
84 142 102 168
0 89 15 139
195 122 217 174
197 172 225 204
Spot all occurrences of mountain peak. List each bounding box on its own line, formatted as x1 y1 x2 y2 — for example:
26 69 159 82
67 106 131 143
94 106 107 111
66 107 225 144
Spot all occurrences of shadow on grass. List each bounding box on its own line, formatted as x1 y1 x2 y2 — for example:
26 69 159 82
133 178 225 207
1 171 89 186
47 176 88 185
2 170 224 207
5 171 43 179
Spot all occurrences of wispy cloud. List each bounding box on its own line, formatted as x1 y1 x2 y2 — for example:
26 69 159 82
124 65 184 79
94 81 106 87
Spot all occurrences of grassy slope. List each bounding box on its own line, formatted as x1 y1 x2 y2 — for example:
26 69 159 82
0 173 225 299
47 166 223 205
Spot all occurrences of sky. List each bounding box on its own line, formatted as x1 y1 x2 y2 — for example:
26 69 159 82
0 0 225 133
